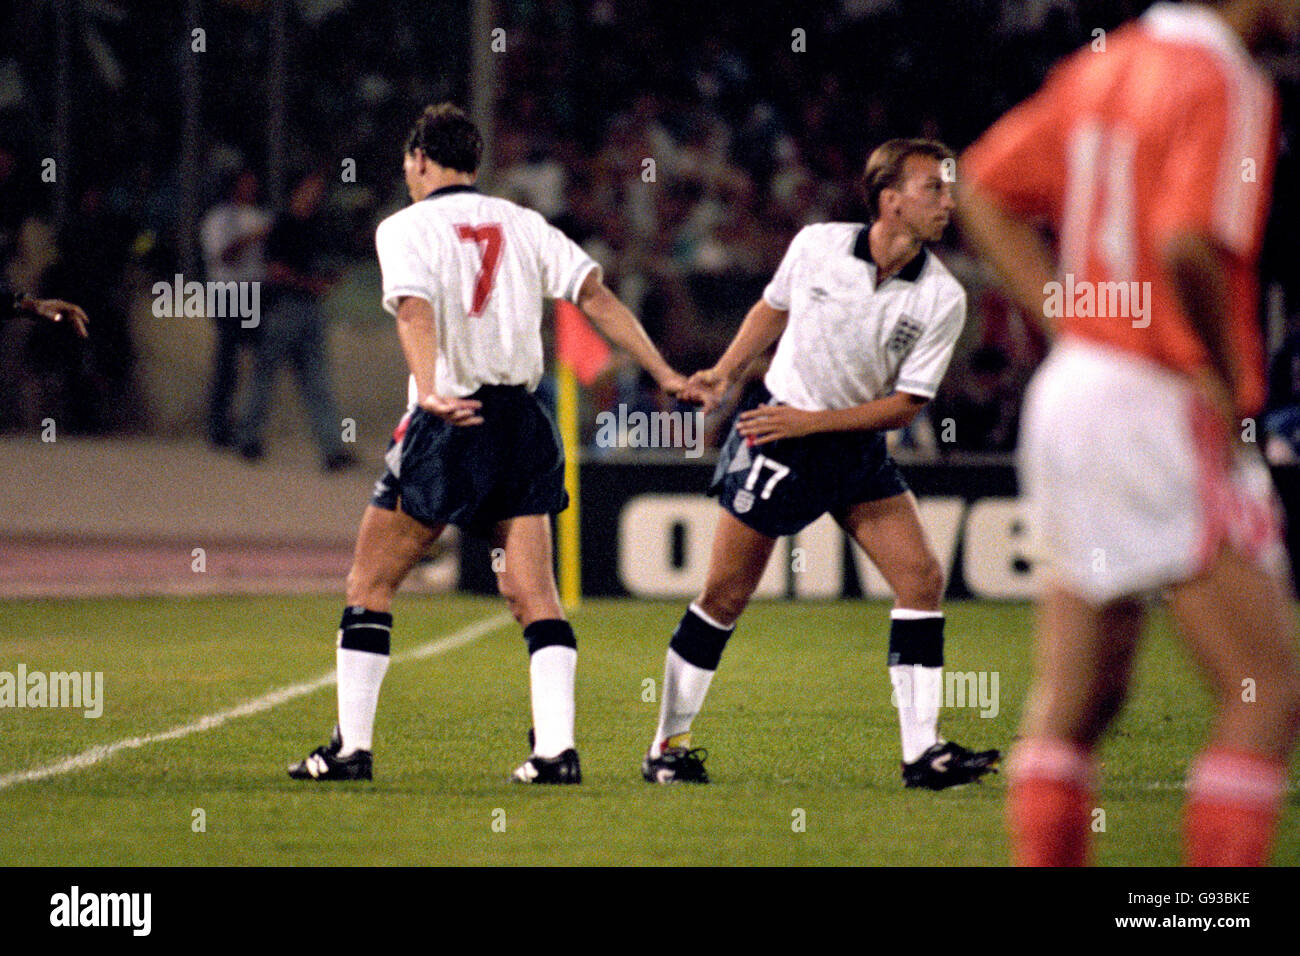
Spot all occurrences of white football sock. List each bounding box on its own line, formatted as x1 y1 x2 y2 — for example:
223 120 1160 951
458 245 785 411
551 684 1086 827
888 608 944 764
336 647 389 756
890 664 943 763
651 647 716 757
529 645 577 758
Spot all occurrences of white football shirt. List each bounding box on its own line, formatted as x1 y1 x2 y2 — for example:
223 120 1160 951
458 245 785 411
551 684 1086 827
375 184 601 401
762 222 966 410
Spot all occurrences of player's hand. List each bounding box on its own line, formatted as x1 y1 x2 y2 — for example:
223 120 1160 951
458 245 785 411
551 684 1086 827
656 369 690 401
419 393 484 426
26 298 89 338
682 367 730 415
736 404 821 444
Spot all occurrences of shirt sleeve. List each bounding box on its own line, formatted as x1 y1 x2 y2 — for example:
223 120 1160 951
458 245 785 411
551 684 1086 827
376 215 437 316
961 60 1070 222
894 291 966 400
535 213 601 302
761 228 805 311
1149 69 1276 260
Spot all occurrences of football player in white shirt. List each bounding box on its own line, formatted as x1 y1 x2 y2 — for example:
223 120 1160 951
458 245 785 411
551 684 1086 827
289 103 688 785
642 139 1000 788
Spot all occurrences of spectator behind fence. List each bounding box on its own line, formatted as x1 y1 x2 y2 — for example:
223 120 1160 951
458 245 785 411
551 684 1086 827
237 170 356 472
199 168 270 449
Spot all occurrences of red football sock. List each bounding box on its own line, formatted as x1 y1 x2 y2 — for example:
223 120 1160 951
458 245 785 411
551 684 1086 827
1184 748 1285 867
1006 737 1096 866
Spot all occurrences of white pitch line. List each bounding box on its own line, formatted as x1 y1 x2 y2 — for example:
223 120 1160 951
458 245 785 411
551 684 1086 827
0 611 514 793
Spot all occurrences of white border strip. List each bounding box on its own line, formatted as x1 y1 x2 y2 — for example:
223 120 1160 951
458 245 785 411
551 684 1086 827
0 612 513 792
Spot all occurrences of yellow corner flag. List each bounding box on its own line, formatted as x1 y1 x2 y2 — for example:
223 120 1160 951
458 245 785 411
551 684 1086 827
556 360 582 609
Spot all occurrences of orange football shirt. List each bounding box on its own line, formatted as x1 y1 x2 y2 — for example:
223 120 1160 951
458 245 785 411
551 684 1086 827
962 4 1278 413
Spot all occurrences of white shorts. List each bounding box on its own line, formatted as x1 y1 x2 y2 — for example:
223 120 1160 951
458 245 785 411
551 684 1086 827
1018 338 1287 604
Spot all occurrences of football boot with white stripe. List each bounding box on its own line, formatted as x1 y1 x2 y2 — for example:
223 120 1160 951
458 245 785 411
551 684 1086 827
511 729 582 784
642 735 710 783
902 740 999 790
287 725 373 781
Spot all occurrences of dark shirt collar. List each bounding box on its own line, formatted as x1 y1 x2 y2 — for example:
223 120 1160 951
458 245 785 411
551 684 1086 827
423 183 479 200
853 224 927 283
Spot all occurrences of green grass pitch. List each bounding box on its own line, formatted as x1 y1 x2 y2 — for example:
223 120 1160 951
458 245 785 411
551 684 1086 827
1 595 1296 866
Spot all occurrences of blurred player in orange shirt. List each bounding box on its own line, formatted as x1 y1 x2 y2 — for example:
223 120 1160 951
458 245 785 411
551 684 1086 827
960 0 1300 866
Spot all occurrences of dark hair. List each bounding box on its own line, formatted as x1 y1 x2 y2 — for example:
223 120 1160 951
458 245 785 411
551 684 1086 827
859 138 954 220
404 103 483 174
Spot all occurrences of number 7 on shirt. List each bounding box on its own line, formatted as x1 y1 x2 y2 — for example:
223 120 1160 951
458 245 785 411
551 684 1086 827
455 223 504 316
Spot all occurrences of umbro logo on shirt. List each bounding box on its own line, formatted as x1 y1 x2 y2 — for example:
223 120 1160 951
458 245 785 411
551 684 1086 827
809 286 829 302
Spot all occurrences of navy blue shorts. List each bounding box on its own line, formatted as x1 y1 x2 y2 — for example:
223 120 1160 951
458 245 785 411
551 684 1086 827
709 386 909 538
372 385 568 536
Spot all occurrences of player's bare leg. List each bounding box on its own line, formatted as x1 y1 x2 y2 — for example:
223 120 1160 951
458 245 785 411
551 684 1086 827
491 513 565 627
694 511 781 625
837 492 999 788
1007 588 1143 865
837 491 944 610
1019 590 1144 745
346 503 444 612
644 511 777 782
492 514 581 781
289 502 442 780
1165 547 1300 865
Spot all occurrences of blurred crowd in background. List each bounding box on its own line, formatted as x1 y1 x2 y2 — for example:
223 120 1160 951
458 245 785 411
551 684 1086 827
2 0 1299 458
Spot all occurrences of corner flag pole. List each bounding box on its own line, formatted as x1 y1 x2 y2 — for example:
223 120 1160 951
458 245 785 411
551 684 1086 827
556 361 582 609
